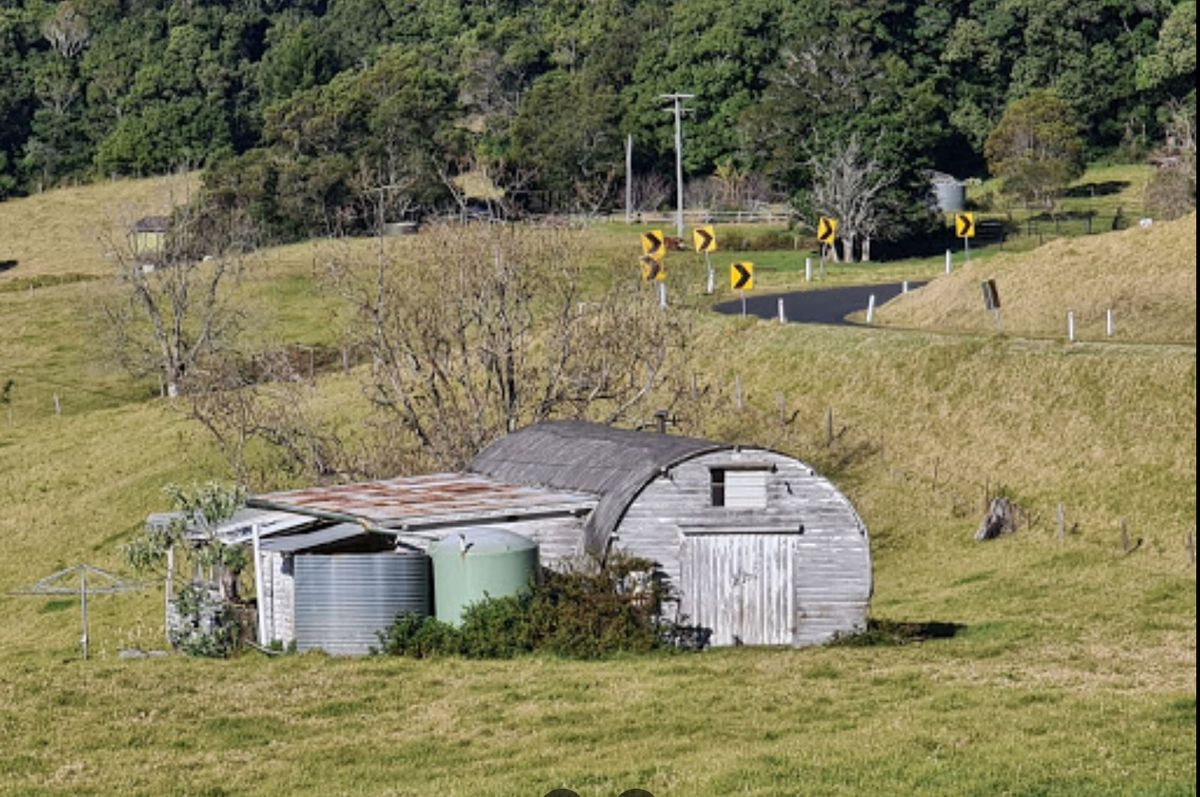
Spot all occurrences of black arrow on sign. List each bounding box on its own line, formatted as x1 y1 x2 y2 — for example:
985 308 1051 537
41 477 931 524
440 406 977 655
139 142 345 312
817 218 833 242
732 262 751 289
957 214 974 237
645 231 663 255
696 228 713 251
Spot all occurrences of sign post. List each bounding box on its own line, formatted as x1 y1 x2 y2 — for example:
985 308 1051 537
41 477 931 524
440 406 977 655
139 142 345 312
693 225 717 294
956 212 975 263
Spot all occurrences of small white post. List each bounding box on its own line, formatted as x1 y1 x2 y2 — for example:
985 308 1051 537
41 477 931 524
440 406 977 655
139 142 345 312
704 251 714 294
945 249 952 274
165 544 175 644
804 257 812 282
658 281 667 309
902 280 909 294
253 523 267 646
1106 307 1113 337
1067 311 1075 342
53 393 61 415
80 569 88 660
866 294 876 324
777 297 786 323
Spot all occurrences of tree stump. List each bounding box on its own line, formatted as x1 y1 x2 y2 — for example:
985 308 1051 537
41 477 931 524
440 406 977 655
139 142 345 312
975 497 1017 541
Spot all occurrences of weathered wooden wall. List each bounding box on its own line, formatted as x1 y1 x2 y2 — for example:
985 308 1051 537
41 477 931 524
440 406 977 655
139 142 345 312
613 449 871 646
259 550 295 646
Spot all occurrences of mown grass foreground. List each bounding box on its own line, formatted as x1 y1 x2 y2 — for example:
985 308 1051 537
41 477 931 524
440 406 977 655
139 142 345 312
0 176 1195 796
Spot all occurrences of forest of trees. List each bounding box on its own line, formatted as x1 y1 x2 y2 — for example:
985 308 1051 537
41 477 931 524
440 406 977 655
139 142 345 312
1 0 1195 242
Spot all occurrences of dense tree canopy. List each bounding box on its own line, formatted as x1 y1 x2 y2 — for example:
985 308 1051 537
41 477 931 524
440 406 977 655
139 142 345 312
0 0 1193 240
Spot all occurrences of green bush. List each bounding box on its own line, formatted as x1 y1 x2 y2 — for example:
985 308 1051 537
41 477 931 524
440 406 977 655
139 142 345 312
377 612 462 658
378 554 694 660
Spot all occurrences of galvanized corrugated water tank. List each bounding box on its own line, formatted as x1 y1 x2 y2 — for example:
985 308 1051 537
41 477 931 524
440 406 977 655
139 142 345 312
294 552 430 655
430 529 539 626
933 179 966 212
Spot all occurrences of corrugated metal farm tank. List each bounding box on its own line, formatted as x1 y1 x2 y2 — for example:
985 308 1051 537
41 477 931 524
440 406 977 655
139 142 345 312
293 552 430 655
430 528 538 626
933 179 966 212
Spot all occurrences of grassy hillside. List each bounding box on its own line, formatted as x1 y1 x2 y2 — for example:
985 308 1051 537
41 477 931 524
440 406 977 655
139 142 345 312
0 176 1194 796
869 213 1197 343
0 173 196 282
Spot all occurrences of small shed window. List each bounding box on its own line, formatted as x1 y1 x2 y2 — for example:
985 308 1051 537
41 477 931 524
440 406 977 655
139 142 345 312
711 468 769 509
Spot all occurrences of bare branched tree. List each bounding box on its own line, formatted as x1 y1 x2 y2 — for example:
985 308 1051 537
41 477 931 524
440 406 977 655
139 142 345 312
184 349 356 487
327 222 692 469
806 135 896 262
630 172 672 214
99 192 255 398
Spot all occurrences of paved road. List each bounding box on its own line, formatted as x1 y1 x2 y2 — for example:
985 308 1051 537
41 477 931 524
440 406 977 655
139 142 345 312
714 281 927 326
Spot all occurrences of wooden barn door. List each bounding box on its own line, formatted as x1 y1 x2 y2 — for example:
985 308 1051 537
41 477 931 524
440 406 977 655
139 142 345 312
681 533 796 646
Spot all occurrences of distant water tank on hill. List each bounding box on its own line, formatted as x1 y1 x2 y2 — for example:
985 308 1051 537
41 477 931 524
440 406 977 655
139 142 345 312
932 174 966 213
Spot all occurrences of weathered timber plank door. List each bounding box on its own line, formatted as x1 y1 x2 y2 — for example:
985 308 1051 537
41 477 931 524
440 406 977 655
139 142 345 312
681 533 796 646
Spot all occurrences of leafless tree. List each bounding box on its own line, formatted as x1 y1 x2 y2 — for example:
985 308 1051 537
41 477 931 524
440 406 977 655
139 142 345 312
630 172 671 214
326 222 693 470
807 135 896 262
184 349 357 487
99 192 256 399
41 1 90 59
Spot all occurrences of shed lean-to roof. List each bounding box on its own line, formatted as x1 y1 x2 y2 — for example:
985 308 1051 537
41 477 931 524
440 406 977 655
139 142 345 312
247 472 596 531
132 215 171 233
468 420 726 554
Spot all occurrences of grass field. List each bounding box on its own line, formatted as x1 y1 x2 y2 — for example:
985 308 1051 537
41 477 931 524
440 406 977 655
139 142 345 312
0 172 1194 796
867 213 1196 343
0 173 197 282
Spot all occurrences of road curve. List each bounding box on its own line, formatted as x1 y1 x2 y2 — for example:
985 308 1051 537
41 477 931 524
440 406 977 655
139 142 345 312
713 281 927 326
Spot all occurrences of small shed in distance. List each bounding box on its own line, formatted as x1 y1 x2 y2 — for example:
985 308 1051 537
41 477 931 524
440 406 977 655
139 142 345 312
130 215 170 259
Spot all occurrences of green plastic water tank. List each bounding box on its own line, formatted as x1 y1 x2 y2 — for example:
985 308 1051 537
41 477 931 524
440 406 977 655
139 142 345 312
430 528 539 626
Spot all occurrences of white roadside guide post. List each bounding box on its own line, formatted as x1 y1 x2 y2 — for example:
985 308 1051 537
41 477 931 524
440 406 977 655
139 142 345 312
902 280 909 294
866 294 876 324
805 257 812 282
658 280 667 309
1106 307 1114 337
80 568 88 660
705 250 714 294
253 522 267 646
1068 311 1075 342
778 297 786 323
945 249 952 274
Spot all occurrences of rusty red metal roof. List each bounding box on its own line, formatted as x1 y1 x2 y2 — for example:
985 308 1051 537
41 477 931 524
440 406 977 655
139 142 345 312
247 472 597 530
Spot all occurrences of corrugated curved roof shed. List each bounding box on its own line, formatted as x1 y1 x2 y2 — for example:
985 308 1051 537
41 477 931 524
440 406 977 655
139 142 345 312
468 420 726 554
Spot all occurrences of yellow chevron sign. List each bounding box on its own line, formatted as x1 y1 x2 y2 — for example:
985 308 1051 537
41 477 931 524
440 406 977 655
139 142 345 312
955 212 976 238
641 230 666 261
641 255 665 282
817 216 838 244
730 261 753 290
693 226 717 253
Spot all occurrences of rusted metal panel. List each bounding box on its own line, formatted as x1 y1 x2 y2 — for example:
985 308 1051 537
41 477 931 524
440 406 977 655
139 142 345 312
249 473 596 530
